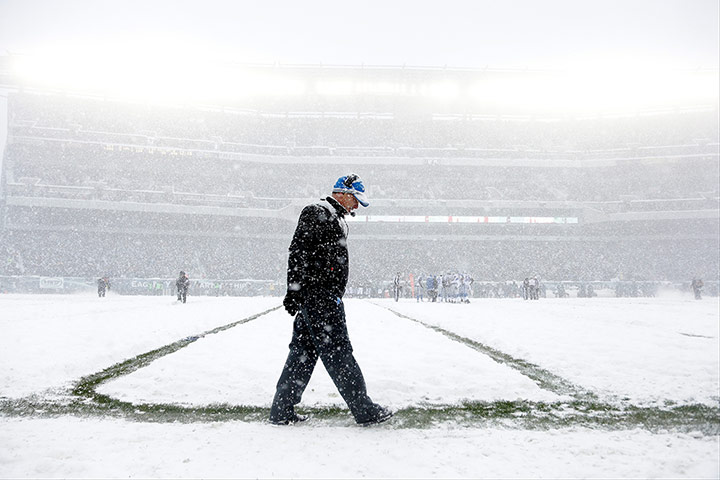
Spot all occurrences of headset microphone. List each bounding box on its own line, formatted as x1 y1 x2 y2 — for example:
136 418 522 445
341 174 360 215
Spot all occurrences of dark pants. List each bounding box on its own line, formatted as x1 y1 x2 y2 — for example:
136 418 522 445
270 294 382 424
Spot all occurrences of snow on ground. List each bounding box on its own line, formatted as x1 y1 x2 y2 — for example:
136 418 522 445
98 300 560 407
0 294 278 398
1 417 717 479
1 293 718 478
383 296 720 406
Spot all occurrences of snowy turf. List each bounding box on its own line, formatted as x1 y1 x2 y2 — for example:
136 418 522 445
0 295 278 398
1 418 717 479
97 300 561 407
0 293 718 478
381 296 720 406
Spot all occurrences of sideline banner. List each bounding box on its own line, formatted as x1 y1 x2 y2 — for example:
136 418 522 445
0 276 278 296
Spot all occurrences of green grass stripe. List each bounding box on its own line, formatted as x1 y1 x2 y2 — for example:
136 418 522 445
72 305 281 397
1 396 717 435
377 304 595 399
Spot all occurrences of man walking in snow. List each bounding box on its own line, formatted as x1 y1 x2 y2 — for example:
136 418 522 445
269 174 393 426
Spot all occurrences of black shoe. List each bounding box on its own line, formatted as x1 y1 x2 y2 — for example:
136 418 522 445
358 407 394 426
269 413 308 425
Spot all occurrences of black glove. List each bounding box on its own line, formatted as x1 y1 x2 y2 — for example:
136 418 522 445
283 290 303 316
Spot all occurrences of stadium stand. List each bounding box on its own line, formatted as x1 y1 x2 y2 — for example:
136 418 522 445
0 63 718 292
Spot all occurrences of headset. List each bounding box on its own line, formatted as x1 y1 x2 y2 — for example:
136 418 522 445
343 173 359 189
342 173 359 216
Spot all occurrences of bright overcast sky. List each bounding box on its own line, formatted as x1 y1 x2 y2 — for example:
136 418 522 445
0 0 717 70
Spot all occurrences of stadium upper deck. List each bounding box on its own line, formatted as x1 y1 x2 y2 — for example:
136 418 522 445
0 61 717 281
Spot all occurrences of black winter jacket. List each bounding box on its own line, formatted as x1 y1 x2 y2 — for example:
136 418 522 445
287 196 350 300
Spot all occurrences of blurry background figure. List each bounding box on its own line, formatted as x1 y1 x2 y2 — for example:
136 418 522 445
176 271 190 303
427 275 438 303
415 274 425 302
97 277 110 297
691 277 704 300
529 276 540 300
393 272 401 302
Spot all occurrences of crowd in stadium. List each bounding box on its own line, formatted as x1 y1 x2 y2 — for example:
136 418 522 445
6 139 718 206
10 92 718 152
6 90 718 212
1 229 716 285
3 91 718 293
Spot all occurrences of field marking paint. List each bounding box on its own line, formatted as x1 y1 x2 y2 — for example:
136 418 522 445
375 303 593 399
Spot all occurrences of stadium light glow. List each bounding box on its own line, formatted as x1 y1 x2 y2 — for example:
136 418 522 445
315 79 410 96
11 53 308 104
314 79 460 98
422 81 460 100
229 73 307 98
360 81 406 96
470 68 719 114
315 79 357 96
10 53 718 112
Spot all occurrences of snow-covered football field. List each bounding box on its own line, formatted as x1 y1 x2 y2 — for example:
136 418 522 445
0 293 718 478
